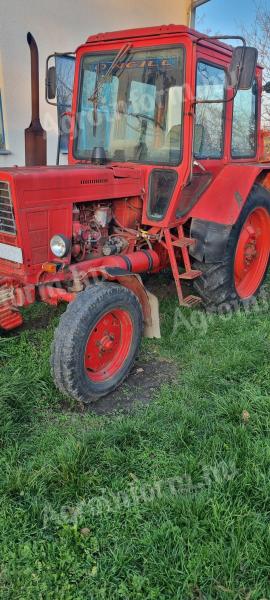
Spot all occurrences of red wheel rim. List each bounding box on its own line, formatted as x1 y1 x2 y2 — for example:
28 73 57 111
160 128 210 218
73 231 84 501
234 207 270 299
84 309 133 383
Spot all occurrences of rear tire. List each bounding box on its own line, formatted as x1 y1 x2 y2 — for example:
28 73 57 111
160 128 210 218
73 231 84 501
193 185 270 310
51 283 143 405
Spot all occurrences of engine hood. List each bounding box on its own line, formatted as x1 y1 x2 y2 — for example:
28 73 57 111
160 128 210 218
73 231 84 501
0 164 145 279
0 164 144 209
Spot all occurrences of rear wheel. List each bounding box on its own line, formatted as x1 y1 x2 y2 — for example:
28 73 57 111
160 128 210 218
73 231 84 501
234 206 269 298
51 283 143 405
193 185 270 309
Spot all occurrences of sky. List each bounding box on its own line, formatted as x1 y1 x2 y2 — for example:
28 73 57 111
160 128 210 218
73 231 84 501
196 0 257 35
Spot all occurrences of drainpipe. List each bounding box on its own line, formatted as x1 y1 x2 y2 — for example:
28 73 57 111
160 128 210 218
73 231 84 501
190 0 211 28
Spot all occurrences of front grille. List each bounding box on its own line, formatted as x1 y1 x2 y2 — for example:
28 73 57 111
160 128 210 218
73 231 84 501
0 181 16 235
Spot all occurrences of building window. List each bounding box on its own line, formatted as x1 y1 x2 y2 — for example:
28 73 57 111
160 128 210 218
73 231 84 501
231 81 258 158
194 61 226 159
56 56 75 153
0 92 6 150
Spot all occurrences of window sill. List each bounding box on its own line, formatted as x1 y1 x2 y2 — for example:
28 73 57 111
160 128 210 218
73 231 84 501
0 149 12 155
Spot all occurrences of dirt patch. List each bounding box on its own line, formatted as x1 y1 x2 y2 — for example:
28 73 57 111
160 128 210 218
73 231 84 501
1 306 63 338
22 308 61 333
147 273 191 301
84 356 179 416
147 275 176 300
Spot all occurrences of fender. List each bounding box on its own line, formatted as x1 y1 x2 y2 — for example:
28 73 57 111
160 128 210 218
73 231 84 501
189 163 269 225
189 163 270 263
81 267 161 339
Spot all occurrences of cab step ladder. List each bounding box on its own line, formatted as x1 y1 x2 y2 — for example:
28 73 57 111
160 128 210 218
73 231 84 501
164 225 202 307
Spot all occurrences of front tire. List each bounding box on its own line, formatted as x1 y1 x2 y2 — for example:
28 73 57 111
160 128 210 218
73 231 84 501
51 283 143 405
193 185 270 310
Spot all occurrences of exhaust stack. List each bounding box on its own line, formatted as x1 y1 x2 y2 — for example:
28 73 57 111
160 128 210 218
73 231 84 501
25 32 47 166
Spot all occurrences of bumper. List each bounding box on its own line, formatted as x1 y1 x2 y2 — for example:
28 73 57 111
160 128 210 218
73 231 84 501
0 283 23 331
0 278 35 331
0 278 74 331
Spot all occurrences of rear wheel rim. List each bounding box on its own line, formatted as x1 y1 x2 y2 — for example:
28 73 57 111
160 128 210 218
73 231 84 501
234 207 270 299
84 309 133 383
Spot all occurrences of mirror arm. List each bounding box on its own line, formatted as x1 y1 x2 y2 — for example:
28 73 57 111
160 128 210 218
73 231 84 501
193 35 248 107
196 34 246 47
193 85 239 106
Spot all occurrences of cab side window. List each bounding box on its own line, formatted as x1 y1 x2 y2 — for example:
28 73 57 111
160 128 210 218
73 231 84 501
231 81 257 158
194 61 226 159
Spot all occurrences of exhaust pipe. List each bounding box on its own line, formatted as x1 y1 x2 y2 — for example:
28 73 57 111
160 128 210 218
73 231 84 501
25 32 47 166
68 250 160 276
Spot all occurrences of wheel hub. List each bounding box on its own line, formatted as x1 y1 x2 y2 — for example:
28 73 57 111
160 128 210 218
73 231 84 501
244 240 257 265
98 334 115 352
84 309 133 383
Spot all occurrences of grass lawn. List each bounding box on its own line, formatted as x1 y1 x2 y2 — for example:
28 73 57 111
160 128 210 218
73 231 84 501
1 284 270 599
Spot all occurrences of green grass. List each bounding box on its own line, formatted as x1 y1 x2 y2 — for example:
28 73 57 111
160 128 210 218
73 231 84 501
1 287 270 599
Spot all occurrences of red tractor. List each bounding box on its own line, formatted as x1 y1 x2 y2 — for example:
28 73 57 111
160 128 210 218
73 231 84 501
1 25 270 405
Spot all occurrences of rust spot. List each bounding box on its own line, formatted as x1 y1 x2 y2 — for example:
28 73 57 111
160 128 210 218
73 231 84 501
235 191 244 207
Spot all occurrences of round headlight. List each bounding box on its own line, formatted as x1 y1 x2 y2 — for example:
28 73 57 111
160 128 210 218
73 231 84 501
50 235 70 258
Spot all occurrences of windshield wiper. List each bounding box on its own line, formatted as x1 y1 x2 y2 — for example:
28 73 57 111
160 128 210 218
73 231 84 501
128 111 165 131
88 43 132 104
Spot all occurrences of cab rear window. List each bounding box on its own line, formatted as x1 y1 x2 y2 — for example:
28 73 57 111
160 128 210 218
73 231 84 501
231 81 258 158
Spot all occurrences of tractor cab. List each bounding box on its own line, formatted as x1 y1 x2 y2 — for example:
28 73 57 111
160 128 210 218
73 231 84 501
47 25 259 227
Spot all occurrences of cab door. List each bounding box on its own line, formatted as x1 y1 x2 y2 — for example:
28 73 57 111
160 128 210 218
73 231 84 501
193 47 229 169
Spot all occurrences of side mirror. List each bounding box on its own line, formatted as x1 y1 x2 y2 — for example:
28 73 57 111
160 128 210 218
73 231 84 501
46 65 56 100
228 46 258 91
263 82 270 93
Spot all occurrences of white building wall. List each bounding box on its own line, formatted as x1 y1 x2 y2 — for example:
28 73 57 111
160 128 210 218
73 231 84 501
0 0 190 167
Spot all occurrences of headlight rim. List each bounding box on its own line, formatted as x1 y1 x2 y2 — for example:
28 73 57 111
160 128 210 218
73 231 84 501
50 234 71 259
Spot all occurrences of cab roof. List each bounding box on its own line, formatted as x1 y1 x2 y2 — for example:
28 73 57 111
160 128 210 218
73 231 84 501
86 24 192 44
85 24 233 57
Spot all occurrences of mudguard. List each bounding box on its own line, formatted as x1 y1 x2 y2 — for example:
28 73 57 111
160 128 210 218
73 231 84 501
189 219 232 263
189 163 269 225
189 164 270 264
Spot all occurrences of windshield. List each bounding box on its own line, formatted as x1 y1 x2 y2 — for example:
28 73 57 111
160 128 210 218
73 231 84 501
74 46 185 166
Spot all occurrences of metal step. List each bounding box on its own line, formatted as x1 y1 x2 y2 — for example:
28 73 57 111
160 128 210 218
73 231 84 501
172 238 195 249
180 295 202 307
179 269 202 280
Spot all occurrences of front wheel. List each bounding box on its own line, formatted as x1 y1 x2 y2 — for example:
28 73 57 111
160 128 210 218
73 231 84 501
193 185 270 309
51 283 143 405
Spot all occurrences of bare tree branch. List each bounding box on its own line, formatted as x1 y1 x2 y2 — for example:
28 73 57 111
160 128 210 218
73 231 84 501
242 1 270 128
